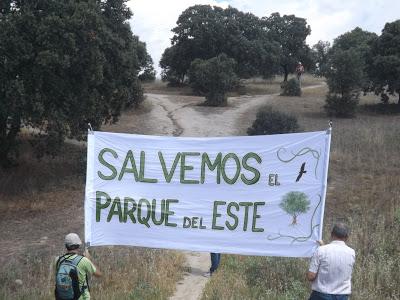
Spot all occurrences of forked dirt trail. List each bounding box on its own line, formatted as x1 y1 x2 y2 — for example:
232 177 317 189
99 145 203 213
139 86 323 300
105 92 278 300
140 92 276 300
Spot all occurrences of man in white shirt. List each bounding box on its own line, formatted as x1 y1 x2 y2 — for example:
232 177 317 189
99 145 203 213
307 223 355 300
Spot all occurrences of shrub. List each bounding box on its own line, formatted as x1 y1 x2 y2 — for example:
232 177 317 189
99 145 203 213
188 54 238 106
247 106 300 135
280 78 301 96
324 92 359 118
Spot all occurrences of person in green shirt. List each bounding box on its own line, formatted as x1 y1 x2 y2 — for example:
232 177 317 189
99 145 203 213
56 233 102 300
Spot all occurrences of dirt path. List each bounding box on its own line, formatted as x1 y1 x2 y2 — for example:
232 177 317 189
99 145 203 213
139 92 275 300
142 85 324 300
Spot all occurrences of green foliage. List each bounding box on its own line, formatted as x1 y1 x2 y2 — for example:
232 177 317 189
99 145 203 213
160 44 190 85
368 20 400 104
188 54 238 106
323 27 377 118
325 92 359 118
160 5 281 84
280 78 301 96
311 40 331 76
138 68 156 82
247 106 299 136
161 8 314 85
327 28 377 88
135 38 156 82
262 12 312 81
0 0 152 166
325 48 365 95
280 191 310 225
333 27 377 53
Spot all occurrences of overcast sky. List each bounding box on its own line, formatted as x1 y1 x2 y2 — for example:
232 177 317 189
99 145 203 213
128 0 400 75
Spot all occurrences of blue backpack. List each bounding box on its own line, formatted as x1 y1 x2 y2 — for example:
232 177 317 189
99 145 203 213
55 254 87 300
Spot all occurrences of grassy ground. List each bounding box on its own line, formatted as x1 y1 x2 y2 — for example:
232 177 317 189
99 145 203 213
142 80 194 95
143 74 325 96
1 76 399 299
0 141 185 300
202 85 400 299
237 74 325 96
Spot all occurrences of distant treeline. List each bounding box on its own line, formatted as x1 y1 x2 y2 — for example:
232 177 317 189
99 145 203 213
160 5 400 114
160 6 312 84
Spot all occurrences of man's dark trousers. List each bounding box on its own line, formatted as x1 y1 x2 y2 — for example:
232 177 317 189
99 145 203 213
210 253 221 274
309 290 349 300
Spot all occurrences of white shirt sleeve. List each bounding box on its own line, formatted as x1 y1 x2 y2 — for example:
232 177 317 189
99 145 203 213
309 248 321 273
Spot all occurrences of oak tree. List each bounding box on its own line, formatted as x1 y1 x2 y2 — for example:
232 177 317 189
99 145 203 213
0 0 152 166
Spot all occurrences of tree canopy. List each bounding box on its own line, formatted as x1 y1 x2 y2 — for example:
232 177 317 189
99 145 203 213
135 37 156 82
323 27 378 117
368 20 400 104
312 40 330 77
0 0 153 166
160 5 281 84
161 7 314 85
326 27 377 93
262 13 312 82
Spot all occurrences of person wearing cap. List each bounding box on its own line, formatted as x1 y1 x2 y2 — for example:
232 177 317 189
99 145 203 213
307 223 355 300
57 233 102 299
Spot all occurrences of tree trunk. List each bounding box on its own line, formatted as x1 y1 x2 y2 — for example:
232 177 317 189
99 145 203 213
0 116 20 168
205 92 227 107
0 117 8 167
283 65 289 82
291 215 297 225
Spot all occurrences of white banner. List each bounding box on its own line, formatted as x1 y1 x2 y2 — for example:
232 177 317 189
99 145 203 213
85 130 331 257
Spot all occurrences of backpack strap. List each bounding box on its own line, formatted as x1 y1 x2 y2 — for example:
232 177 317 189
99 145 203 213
70 255 89 293
55 253 75 272
70 255 84 266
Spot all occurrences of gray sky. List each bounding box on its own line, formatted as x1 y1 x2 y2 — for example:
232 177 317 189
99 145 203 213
128 0 400 75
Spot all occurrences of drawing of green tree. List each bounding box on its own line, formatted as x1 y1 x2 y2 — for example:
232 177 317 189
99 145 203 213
280 191 310 225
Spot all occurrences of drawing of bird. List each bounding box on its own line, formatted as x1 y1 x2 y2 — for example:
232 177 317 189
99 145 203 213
296 162 307 182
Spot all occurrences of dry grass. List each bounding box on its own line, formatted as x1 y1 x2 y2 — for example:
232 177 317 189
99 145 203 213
0 246 184 300
142 80 194 95
1 78 399 299
238 74 325 96
143 74 326 97
0 141 185 300
202 83 400 299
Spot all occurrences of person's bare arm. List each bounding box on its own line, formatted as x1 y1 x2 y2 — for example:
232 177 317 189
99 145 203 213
92 266 102 277
306 240 323 281
84 249 102 277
